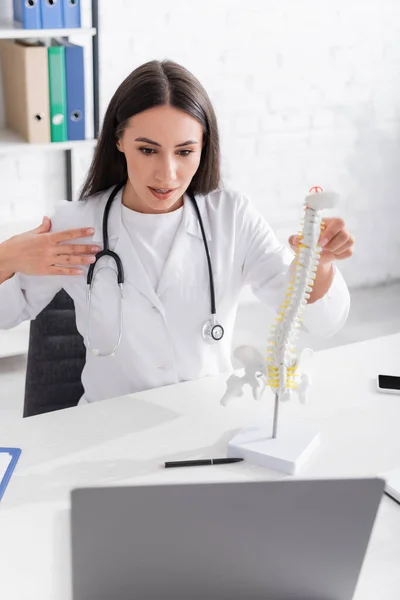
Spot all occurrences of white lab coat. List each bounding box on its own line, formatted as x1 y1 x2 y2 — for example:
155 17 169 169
0 187 350 404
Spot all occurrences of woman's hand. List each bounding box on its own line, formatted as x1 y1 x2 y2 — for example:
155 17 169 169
0 216 100 281
288 217 354 303
288 217 354 265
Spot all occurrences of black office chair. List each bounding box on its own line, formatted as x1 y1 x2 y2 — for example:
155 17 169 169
23 289 86 417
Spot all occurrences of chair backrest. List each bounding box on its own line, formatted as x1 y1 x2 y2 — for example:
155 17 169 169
23 289 86 417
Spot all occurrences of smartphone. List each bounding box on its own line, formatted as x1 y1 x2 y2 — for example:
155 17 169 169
377 374 400 395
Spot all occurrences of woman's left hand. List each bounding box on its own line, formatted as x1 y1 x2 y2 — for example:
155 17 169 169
288 217 354 265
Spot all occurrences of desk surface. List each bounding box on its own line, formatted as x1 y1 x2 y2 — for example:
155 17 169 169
1 333 400 600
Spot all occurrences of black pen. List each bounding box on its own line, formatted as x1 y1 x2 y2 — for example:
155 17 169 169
164 457 244 468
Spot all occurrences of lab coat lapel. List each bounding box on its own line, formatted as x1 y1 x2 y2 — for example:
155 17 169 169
156 193 212 299
95 188 164 312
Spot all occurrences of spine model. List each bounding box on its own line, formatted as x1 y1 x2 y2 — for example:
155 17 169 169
266 186 338 437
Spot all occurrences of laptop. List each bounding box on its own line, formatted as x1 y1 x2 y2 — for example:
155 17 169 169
71 478 384 600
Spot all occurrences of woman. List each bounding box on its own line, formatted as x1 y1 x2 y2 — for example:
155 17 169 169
0 60 353 405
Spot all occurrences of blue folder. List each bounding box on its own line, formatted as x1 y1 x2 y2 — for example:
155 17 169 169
61 0 81 28
39 0 63 29
0 448 21 502
61 41 86 140
13 0 42 29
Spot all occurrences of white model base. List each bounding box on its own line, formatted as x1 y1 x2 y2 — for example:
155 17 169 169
227 421 320 475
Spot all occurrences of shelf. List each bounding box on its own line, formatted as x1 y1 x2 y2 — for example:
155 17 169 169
0 21 96 39
0 129 97 152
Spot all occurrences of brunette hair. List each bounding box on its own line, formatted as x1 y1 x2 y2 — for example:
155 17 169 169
79 60 221 199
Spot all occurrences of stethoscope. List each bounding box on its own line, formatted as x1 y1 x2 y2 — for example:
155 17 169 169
85 180 225 357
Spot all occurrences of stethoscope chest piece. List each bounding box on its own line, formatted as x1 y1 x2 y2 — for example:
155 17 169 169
202 317 225 344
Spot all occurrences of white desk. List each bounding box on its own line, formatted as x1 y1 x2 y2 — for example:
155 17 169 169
0 322 29 358
1 333 400 600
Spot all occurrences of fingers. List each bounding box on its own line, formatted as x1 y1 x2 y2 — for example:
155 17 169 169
52 227 95 243
49 236 100 271
334 247 354 260
48 266 85 276
322 229 352 253
332 236 354 254
57 254 96 266
34 216 51 233
55 244 101 256
319 218 345 247
289 217 354 264
44 254 95 275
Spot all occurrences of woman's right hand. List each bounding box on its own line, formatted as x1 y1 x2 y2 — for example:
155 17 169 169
0 216 101 280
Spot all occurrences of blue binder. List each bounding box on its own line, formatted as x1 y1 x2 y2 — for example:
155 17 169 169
0 448 21 502
13 0 42 29
61 0 81 28
39 0 63 29
62 41 86 140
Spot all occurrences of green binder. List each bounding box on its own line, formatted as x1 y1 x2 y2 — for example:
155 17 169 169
47 46 67 142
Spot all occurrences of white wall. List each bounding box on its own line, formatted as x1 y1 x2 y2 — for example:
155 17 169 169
1 0 400 289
